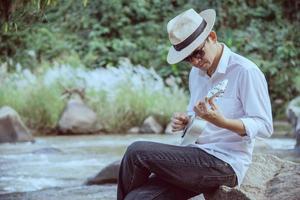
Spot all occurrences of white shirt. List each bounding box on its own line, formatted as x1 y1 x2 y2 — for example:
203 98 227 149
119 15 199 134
187 44 273 187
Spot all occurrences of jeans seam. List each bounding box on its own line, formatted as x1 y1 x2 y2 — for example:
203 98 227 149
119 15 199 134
137 150 228 169
139 157 218 168
128 164 139 192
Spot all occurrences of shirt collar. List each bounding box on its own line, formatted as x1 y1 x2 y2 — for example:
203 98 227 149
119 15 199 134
196 43 231 77
216 43 231 74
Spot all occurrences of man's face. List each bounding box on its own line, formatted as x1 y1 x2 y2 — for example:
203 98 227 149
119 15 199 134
185 38 217 72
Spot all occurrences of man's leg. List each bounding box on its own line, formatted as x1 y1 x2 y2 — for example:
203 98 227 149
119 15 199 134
117 141 237 200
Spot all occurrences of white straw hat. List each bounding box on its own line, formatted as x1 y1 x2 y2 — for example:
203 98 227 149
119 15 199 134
166 8 216 64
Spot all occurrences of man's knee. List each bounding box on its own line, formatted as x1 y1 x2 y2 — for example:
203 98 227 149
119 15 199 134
126 141 152 156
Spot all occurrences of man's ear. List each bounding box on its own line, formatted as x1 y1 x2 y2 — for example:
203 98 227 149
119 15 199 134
208 31 217 43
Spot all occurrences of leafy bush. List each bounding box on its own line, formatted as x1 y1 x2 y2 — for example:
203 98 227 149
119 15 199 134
0 61 188 133
0 69 64 131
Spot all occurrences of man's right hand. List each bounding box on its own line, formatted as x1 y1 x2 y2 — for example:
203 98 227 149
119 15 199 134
171 112 189 132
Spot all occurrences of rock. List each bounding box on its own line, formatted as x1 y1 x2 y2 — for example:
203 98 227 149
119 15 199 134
264 163 300 200
286 96 300 147
164 122 173 134
0 106 34 143
204 154 300 200
85 160 121 185
139 116 163 134
58 94 101 134
127 126 140 134
260 148 300 163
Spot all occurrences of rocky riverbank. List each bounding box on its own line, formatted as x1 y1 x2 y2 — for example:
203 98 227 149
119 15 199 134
0 134 299 200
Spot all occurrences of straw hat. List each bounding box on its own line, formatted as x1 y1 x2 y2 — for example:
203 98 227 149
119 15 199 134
167 8 216 64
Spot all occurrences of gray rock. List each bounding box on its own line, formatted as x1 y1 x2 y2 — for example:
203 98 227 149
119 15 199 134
127 126 140 134
286 96 300 147
85 160 121 185
0 106 34 143
204 154 300 200
58 95 100 134
140 116 163 134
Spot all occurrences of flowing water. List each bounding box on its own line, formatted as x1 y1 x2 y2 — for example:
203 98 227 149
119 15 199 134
0 134 296 198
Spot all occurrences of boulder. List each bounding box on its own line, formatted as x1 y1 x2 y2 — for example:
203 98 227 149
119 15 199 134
85 160 121 185
204 154 300 200
58 94 101 134
127 127 140 134
0 106 34 143
286 96 300 147
139 116 163 134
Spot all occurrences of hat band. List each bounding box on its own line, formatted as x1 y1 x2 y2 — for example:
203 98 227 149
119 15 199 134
173 20 207 51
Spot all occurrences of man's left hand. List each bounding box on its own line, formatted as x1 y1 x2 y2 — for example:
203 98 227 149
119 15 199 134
193 97 226 128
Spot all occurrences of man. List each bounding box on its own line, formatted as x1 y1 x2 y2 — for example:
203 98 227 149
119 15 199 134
117 8 273 200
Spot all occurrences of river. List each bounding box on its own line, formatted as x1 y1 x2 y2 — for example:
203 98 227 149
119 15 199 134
0 134 296 199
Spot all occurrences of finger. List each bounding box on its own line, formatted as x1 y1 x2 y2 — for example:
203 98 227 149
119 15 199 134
172 118 185 125
171 124 184 131
208 96 213 105
210 102 217 111
208 97 215 110
178 114 186 121
179 115 189 124
209 98 219 111
199 102 208 112
194 105 204 116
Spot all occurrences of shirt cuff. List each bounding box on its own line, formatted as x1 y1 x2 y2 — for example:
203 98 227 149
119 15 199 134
240 118 258 139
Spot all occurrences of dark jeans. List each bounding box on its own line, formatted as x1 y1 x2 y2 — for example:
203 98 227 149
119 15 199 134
117 141 237 200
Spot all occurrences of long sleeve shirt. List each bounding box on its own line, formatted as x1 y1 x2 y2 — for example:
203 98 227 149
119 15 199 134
187 44 273 186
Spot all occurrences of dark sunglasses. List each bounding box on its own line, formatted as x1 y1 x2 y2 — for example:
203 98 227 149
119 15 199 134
184 40 207 62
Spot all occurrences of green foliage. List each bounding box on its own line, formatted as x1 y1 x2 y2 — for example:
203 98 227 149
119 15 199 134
0 0 299 119
0 79 64 130
87 81 187 133
21 83 64 130
0 63 188 133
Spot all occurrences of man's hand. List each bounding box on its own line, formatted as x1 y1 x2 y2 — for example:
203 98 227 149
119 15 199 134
193 97 226 127
171 112 189 132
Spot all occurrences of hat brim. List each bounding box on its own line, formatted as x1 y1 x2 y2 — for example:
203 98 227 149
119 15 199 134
167 9 216 65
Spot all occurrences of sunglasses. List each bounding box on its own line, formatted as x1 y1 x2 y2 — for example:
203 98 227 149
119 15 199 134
184 40 207 62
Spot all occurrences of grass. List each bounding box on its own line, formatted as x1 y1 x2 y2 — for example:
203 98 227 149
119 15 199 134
0 61 188 134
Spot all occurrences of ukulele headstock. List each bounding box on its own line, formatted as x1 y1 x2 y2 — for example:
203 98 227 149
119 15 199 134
206 79 228 100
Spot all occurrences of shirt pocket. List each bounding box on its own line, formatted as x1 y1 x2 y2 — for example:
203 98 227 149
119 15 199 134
215 97 242 118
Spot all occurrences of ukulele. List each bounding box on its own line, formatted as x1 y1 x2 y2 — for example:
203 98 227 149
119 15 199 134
180 79 228 146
